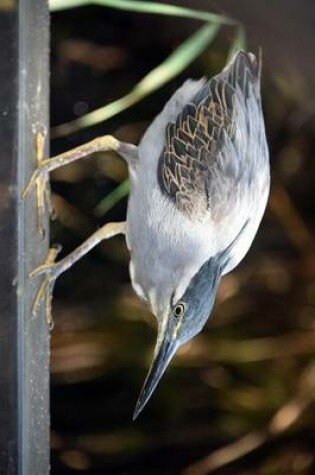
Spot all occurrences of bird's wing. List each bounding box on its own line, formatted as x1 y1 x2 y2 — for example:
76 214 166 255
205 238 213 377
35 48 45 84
157 51 261 221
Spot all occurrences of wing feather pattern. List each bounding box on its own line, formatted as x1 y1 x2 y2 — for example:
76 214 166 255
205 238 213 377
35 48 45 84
157 51 262 221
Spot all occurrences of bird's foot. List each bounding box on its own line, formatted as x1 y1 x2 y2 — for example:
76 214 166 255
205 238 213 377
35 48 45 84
30 245 62 328
22 127 54 239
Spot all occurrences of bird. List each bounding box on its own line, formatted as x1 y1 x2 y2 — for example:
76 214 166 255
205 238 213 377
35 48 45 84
24 50 270 420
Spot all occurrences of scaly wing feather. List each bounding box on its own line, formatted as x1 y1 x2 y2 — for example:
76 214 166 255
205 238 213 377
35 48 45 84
157 51 261 221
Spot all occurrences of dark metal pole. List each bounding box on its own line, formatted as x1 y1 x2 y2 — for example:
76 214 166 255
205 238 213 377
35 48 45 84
0 1 50 473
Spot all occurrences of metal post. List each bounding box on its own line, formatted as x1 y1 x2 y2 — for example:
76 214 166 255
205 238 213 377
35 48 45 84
0 1 50 473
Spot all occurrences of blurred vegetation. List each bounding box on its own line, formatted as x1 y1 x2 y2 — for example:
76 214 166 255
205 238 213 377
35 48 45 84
47 1 315 474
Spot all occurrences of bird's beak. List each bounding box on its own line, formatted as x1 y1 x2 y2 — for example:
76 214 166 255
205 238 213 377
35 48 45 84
133 335 177 420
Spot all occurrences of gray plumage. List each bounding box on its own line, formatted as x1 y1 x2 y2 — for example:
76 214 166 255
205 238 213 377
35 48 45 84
126 51 269 417
24 46 270 419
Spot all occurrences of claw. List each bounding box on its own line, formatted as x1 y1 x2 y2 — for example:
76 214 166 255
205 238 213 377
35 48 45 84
22 167 41 199
30 245 62 326
22 128 52 238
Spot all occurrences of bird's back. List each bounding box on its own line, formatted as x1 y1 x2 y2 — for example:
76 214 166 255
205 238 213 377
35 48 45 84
127 51 270 302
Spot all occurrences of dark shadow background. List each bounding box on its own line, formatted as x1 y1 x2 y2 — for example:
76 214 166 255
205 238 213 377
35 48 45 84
49 1 315 473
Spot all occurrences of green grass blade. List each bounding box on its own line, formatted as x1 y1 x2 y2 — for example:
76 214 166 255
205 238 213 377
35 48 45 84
227 25 246 61
49 0 235 26
52 22 220 137
94 179 130 216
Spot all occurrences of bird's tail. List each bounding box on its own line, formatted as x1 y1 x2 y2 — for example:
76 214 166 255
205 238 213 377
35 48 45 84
223 49 262 97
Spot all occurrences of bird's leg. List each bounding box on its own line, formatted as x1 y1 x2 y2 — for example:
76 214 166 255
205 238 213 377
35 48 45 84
30 221 126 326
22 135 136 236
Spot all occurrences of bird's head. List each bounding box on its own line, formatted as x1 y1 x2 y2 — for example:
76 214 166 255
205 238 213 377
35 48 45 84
133 252 224 419
132 222 248 419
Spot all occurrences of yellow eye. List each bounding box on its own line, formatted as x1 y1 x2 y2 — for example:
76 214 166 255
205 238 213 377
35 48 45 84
174 302 186 318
